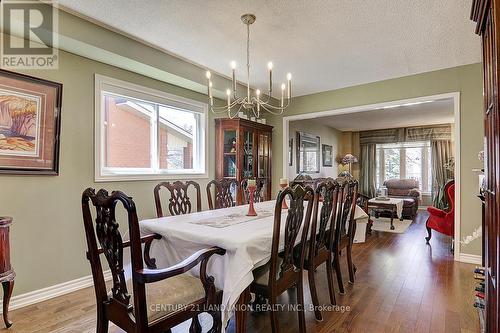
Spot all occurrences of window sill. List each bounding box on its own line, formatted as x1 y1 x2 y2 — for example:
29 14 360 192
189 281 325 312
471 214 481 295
95 172 209 183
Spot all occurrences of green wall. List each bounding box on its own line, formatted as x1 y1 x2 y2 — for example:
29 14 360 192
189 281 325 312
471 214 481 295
1 49 226 296
268 63 484 256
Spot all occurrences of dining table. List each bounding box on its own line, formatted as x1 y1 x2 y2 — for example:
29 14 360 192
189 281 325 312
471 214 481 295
135 199 368 333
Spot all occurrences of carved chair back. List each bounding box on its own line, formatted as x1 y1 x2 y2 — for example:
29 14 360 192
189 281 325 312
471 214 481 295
356 193 370 214
82 188 225 332
206 179 238 210
333 179 359 250
268 184 314 286
154 181 201 217
241 178 267 204
307 180 340 264
82 188 148 322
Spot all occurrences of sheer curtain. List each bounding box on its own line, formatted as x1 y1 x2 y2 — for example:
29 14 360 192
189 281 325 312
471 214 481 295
359 144 377 197
431 140 453 208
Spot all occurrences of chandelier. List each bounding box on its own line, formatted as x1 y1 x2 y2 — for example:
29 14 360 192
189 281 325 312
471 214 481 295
205 13 292 119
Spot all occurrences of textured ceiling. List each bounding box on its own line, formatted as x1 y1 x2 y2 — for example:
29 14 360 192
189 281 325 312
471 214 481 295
58 0 481 96
309 98 454 131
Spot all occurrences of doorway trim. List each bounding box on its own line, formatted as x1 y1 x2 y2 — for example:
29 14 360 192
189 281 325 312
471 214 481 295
282 92 461 261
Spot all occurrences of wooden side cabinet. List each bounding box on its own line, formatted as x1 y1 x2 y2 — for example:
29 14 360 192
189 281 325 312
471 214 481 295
0 217 14 328
215 118 273 203
472 1 500 331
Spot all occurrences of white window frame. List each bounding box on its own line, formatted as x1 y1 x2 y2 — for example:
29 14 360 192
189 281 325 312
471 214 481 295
376 141 432 194
94 74 208 182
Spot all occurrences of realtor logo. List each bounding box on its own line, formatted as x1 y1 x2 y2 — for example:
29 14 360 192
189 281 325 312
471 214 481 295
0 0 58 69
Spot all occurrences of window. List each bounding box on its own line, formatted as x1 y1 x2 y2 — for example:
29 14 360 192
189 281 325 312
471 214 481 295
376 141 432 193
95 75 207 181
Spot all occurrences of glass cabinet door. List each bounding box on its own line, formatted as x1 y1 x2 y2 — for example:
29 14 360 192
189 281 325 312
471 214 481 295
242 130 255 178
258 133 270 178
223 129 237 178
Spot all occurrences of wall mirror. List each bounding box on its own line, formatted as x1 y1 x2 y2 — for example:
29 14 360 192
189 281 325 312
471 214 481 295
296 131 320 173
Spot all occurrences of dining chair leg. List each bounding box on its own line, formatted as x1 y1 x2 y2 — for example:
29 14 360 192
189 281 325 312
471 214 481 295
307 268 322 321
208 312 221 333
333 252 345 294
190 314 202 333
96 305 109 333
326 260 336 305
269 296 280 333
297 278 307 333
347 244 356 284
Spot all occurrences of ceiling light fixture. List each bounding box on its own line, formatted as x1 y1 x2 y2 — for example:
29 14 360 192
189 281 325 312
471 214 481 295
205 13 292 119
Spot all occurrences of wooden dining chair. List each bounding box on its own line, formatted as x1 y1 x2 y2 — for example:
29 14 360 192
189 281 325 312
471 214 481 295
240 178 267 204
154 180 201 217
251 184 315 333
206 179 238 210
293 180 340 321
356 192 373 234
82 188 226 333
330 179 359 294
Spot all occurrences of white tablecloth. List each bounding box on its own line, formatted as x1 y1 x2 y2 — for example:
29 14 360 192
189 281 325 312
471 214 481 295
368 197 404 219
137 200 368 331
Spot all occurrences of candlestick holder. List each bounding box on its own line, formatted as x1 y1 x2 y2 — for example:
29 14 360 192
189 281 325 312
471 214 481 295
280 183 289 209
246 185 257 216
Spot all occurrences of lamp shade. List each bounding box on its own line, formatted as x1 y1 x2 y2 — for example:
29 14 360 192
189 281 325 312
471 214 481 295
341 154 358 165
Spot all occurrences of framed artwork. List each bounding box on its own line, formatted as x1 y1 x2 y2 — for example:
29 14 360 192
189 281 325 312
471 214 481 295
288 138 293 166
296 131 320 174
0 70 62 175
322 144 333 167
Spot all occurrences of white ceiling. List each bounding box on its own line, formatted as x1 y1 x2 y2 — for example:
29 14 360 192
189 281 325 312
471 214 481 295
308 98 454 131
59 0 481 97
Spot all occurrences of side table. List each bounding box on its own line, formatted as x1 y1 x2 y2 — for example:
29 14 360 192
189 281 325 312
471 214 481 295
0 217 15 328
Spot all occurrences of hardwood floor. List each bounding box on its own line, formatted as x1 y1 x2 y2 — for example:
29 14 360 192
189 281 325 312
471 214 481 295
0 211 479 333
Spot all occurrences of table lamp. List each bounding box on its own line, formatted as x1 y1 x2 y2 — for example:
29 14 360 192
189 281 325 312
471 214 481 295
340 154 358 177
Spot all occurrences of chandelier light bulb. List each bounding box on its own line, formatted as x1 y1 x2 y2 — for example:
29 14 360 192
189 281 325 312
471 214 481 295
267 62 273 70
281 83 286 90
206 71 211 79
256 89 261 96
226 89 231 96
287 73 292 81
230 61 237 69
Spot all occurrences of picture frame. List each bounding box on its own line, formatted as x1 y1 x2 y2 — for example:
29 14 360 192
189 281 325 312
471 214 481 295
288 138 293 166
0 70 63 175
322 144 333 167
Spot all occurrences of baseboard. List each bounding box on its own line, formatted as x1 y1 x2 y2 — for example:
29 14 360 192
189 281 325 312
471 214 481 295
459 253 482 265
0 270 111 314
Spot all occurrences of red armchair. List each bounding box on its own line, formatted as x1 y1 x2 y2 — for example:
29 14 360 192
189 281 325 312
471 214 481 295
425 180 455 243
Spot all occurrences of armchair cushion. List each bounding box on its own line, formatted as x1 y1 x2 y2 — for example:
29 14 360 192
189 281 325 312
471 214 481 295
122 274 206 322
426 182 455 238
427 206 446 218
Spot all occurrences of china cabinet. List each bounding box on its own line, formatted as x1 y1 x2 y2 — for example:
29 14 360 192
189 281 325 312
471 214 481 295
215 118 273 204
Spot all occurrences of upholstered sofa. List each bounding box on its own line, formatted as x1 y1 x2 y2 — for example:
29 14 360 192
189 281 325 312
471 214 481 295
383 179 421 219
